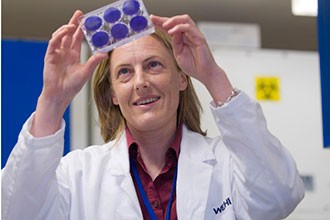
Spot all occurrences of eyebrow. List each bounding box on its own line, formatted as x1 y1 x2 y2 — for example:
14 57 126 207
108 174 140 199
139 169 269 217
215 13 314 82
143 56 162 63
112 55 163 70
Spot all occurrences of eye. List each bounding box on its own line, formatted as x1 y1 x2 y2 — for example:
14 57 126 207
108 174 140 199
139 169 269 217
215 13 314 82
118 68 130 76
148 61 162 69
116 67 132 82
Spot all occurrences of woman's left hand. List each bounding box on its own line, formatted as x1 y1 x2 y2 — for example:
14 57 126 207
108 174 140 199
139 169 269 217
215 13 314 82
150 14 233 103
151 14 218 83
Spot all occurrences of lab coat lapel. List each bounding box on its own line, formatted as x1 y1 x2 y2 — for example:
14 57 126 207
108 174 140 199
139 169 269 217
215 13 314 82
107 132 142 218
177 126 216 219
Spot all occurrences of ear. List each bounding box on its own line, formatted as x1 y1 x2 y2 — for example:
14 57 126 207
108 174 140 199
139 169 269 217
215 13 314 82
179 72 188 91
112 93 119 105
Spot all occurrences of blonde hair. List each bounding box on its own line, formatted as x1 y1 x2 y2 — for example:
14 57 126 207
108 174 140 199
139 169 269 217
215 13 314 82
92 29 206 142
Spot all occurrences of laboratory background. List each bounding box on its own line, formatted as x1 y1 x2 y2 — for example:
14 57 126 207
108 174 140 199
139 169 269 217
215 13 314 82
1 0 330 219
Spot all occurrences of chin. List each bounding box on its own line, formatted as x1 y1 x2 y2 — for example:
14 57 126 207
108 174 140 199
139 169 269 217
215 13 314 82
129 118 168 132
127 111 177 131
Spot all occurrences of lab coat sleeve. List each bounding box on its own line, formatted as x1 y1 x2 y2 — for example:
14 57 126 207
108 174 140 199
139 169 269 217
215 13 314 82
1 113 69 220
210 91 304 220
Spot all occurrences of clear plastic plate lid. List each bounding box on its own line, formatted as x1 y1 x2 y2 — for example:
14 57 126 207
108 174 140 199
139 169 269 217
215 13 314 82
79 0 155 53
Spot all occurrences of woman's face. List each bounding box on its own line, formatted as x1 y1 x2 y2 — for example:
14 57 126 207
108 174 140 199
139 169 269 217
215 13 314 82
109 35 187 133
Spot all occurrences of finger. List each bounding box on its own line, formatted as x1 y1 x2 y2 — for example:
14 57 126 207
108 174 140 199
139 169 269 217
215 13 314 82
162 14 194 30
83 53 109 79
171 33 184 54
70 10 86 52
167 23 192 36
65 11 83 50
68 10 83 26
61 24 78 49
58 25 76 49
46 25 76 55
150 14 169 26
172 32 183 46
50 10 82 38
61 34 73 49
51 24 75 39
167 23 205 47
71 24 85 52
150 15 170 33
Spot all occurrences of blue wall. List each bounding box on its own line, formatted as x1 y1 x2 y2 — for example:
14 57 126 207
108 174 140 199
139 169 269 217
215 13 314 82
318 0 330 148
1 40 71 168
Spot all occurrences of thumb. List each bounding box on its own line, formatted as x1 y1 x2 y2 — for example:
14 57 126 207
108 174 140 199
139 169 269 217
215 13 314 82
84 52 109 77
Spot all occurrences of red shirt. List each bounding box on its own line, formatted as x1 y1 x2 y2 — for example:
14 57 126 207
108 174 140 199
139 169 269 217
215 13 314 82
126 127 182 220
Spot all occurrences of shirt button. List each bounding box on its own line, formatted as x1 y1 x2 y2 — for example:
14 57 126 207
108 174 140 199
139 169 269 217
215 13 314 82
152 200 159 208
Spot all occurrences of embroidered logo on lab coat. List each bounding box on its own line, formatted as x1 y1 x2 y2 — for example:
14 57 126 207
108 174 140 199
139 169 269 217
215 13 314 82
213 197 232 215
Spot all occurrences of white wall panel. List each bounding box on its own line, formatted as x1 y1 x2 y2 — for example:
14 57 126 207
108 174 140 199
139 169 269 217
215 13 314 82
194 47 330 219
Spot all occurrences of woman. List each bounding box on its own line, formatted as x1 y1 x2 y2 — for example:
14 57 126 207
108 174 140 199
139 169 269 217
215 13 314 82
2 10 304 220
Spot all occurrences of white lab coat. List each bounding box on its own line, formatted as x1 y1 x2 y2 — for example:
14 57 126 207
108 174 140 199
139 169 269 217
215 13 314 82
2 92 304 220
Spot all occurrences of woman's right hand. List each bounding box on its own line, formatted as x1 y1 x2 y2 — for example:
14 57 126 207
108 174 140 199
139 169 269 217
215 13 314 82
30 10 108 137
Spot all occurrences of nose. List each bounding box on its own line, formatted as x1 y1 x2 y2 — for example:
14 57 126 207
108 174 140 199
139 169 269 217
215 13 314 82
134 68 150 92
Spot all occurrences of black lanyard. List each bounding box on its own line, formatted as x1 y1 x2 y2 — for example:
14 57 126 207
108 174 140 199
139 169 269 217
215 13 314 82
130 157 178 220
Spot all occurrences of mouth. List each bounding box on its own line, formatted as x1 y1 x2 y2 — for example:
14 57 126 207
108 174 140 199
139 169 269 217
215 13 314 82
134 96 160 106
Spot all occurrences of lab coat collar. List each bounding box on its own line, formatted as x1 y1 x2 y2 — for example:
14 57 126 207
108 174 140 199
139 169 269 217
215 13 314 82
106 127 217 219
106 131 143 218
176 125 217 219
107 130 130 175
106 126 217 174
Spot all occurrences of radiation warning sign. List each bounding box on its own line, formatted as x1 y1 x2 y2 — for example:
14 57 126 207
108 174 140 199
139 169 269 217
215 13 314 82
255 76 280 101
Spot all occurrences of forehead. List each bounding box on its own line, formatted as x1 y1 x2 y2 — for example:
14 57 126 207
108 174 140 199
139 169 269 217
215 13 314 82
110 35 172 65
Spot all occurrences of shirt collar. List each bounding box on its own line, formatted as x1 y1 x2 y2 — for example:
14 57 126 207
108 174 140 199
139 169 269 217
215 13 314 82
126 125 182 158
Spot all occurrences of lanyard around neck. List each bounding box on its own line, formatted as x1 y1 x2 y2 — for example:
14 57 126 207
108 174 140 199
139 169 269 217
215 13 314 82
130 157 178 220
